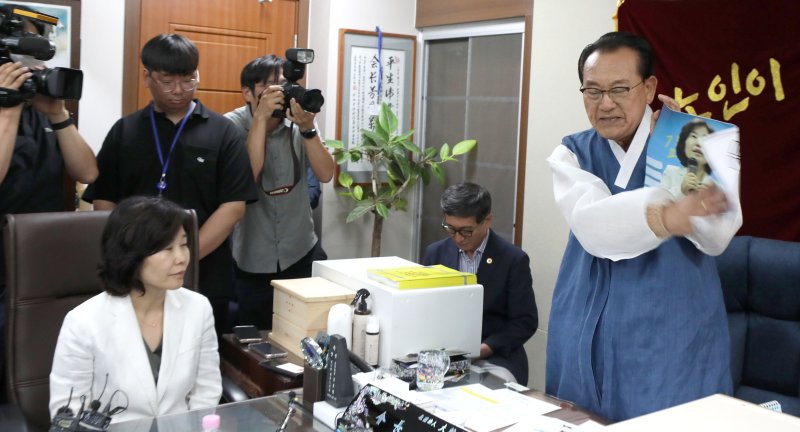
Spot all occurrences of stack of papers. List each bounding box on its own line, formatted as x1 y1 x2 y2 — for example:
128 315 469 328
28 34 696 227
355 378 606 432
422 384 563 432
367 264 477 289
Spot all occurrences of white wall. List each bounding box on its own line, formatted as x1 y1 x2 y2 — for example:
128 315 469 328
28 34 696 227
74 0 618 391
523 0 617 390
78 0 125 153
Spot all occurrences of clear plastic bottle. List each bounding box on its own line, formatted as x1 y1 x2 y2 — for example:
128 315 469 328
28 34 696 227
364 316 380 367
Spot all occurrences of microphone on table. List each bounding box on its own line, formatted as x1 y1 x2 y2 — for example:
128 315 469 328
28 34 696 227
276 391 298 432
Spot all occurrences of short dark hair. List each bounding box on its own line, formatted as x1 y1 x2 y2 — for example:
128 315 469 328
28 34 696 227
440 182 492 223
141 34 198 75
578 31 654 83
240 54 284 94
676 119 714 174
99 196 192 296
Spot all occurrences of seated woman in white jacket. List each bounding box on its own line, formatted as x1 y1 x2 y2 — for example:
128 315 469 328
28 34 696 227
49 196 221 424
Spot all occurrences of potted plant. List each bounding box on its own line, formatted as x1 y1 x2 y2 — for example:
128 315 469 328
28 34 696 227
326 103 476 257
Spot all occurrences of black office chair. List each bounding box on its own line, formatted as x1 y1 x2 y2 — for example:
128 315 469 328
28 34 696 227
2 210 199 430
716 236 800 415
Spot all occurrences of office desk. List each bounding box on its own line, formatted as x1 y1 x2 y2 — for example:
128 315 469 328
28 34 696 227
219 333 304 399
107 391 603 432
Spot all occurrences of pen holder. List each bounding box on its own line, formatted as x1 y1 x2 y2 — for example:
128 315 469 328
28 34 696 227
302 363 327 411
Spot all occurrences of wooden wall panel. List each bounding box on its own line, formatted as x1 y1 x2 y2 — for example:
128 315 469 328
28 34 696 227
416 0 532 28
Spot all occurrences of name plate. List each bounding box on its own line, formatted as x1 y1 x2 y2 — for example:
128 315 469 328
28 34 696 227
340 384 467 432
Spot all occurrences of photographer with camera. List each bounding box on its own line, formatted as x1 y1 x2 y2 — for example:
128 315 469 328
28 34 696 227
225 52 333 330
0 6 97 404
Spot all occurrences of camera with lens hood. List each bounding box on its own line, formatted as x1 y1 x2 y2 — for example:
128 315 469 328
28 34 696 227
0 5 83 107
272 48 324 118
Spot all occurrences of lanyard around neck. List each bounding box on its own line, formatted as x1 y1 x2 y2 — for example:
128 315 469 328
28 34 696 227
150 101 195 196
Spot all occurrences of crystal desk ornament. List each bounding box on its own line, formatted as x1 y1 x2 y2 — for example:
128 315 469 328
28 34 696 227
416 349 450 391
301 336 325 370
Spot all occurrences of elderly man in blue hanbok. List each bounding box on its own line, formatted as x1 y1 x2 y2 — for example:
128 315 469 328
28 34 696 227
545 32 742 422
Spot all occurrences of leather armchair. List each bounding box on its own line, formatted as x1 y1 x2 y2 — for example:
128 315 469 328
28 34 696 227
715 236 800 416
3 210 199 429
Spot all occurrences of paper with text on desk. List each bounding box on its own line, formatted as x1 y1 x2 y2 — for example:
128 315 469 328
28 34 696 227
423 384 560 432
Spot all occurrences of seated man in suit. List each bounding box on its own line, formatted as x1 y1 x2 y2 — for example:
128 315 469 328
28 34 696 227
422 182 538 384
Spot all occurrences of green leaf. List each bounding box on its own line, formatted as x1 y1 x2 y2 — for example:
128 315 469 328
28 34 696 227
399 139 422 154
385 166 397 182
387 160 404 181
335 152 349 165
396 154 411 179
431 163 445 184
386 175 398 194
362 129 388 146
394 197 407 212
353 185 364 201
424 146 438 159
452 139 477 155
439 143 450 161
346 204 374 223
397 129 416 142
338 171 353 188
349 152 362 163
379 103 398 134
325 139 344 150
420 166 431 184
375 202 390 219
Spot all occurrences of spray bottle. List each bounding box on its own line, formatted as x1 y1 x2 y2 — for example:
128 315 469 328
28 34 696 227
350 288 371 359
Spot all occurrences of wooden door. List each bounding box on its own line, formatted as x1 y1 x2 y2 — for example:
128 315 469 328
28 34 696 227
125 0 299 115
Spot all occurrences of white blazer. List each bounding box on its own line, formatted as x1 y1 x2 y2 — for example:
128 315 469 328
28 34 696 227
49 288 222 424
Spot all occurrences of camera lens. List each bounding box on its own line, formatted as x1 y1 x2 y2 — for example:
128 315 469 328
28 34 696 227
298 89 324 114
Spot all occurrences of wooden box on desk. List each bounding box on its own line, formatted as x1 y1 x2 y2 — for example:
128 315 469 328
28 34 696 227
270 277 355 358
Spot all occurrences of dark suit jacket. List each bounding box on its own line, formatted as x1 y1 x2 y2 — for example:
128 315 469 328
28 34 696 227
422 230 538 384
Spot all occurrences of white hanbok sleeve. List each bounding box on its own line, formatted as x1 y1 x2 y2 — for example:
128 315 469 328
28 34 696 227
685 208 742 256
548 144 742 260
548 144 670 261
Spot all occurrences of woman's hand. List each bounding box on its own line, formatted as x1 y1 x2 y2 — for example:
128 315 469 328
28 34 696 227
681 172 700 195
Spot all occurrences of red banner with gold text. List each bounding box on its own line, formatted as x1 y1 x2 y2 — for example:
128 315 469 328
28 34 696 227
619 0 800 241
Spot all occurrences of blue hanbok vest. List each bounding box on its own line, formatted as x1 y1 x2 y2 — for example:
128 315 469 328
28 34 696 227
545 129 732 422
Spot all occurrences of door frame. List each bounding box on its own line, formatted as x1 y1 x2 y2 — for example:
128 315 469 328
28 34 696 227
414 18 530 252
121 0 309 116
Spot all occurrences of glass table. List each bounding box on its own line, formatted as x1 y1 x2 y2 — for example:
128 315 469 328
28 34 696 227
108 370 606 431
109 395 322 432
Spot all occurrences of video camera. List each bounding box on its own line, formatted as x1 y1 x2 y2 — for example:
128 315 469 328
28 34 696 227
272 48 324 118
0 5 83 107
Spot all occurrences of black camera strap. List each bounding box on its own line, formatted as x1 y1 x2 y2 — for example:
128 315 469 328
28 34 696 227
0 87 25 107
263 124 302 197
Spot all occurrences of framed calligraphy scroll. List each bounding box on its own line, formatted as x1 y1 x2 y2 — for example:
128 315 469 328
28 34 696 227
336 29 416 183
